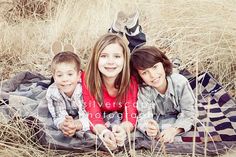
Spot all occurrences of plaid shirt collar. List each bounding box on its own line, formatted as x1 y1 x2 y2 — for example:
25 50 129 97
50 82 82 101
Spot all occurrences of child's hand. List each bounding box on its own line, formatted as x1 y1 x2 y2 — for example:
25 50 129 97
60 116 76 137
112 125 127 146
159 127 183 143
100 129 117 150
74 119 83 131
146 119 159 137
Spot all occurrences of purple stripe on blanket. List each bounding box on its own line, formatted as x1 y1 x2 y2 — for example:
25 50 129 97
210 99 217 105
199 73 211 87
201 89 209 97
210 116 226 122
210 108 222 113
198 106 205 111
199 131 219 137
220 135 236 141
210 84 222 94
198 115 207 120
200 122 214 127
215 122 233 130
228 116 236 122
223 107 236 115
197 95 204 101
218 93 231 106
189 79 196 89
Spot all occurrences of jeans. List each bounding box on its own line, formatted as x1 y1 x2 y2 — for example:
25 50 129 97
108 26 146 52
125 29 146 52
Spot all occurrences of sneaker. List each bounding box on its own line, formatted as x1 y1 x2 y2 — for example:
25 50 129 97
172 58 182 73
51 41 63 54
109 11 128 35
125 11 140 35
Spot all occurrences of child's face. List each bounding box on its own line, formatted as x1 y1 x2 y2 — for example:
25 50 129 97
98 43 124 81
53 62 80 97
138 62 167 92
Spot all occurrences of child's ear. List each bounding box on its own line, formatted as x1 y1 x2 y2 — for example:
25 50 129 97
64 44 75 53
51 41 63 55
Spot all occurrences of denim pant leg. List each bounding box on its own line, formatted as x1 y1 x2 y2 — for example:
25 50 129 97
107 26 146 52
154 114 177 132
125 29 146 52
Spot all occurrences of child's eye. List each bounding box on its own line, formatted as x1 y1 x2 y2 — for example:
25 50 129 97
115 55 121 58
153 65 158 69
68 73 73 76
100 54 107 58
141 71 147 76
57 74 62 77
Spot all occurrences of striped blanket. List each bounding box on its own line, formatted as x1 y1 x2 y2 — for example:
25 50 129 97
134 71 236 155
0 71 236 155
190 72 236 142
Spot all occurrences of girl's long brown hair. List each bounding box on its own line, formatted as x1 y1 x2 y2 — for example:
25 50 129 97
85 33 130 105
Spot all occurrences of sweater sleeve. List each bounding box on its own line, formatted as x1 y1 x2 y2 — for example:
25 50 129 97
122 77 138 126
136 87 154 133
173 77 196 132
76 95 90 131
46 85 68 130
81 72 104 131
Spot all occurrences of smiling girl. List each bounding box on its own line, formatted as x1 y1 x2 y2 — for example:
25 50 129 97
82 33 138 150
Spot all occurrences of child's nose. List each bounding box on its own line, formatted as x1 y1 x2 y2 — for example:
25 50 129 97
149 69 156 78
62 75 68 81
107 56 114 64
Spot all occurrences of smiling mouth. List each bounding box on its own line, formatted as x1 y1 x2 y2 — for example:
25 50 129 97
61 84 72 87
105 67 116 71
152 79 158 83
152 77 161 83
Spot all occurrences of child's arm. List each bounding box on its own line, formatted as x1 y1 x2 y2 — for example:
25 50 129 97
96 124 117 150
112 125 127 146
137 86 155 134
82 89 105 131
46 89 68 130
46 84 78 137
71 119 83 131
76 115 89 131
159 127 183 143
59 116 77 137
173 77 196 133
146 119 159 137
77 98 90 131
81 74 105 131
121 77 138 132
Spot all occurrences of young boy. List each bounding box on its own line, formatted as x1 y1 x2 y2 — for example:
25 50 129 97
46 51 89 137
130 46 196 143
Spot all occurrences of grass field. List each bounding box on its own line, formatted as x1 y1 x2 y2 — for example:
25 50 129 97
0 0 236 156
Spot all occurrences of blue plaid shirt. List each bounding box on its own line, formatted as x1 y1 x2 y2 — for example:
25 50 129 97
137 73 196 133
46 82 89 131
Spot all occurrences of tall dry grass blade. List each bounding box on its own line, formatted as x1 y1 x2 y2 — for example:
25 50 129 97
204 97 210 157
192 49 198 157
88 121 115 157
1 0 236 156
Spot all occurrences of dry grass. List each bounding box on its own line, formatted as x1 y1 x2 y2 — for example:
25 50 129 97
0 0 236 156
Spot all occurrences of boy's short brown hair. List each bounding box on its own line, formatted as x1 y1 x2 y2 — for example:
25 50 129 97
51 51 81 74
130 46 172 84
